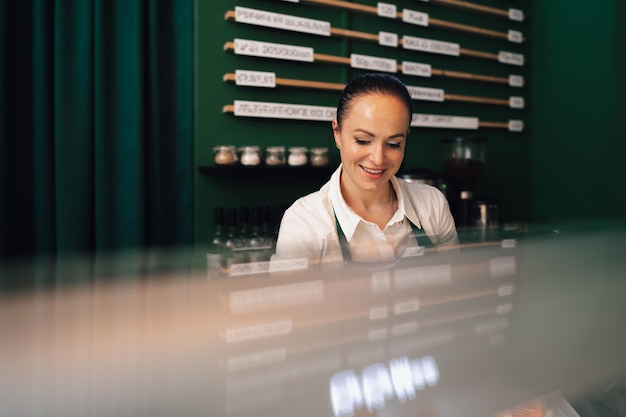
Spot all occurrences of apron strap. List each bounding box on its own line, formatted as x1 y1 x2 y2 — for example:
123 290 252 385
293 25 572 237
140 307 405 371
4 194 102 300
334 209 433 265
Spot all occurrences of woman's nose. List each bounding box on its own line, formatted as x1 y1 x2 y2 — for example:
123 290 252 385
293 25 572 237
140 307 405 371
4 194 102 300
370 144 385 165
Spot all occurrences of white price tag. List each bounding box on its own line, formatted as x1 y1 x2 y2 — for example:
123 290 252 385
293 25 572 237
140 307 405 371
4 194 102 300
379 31 398 47
235 70 276 88
402 9 429 26
235 7 331 37
508 30 523 43
498 50 525 66
234 100 336 121
509 8 524 22
403 36 460 56
509 96 525 109
377 2 397 18
508 120 524 132
411 113 479 129
351 53 397 73
407 85 445 102
509 75 524 87
402 61 432 77
234 38 314 62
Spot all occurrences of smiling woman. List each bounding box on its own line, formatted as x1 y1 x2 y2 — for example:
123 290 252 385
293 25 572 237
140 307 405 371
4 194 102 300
272 73 459 267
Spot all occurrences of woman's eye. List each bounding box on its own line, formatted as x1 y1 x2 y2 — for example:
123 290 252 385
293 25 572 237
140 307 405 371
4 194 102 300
355 139 369 146
387 143 402 149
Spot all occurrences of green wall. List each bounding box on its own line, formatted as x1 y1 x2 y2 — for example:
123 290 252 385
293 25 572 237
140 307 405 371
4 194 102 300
194 0 533 244
530 0 626 223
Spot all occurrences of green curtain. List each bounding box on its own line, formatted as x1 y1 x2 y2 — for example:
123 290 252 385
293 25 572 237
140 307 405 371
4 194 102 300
0 0 193 261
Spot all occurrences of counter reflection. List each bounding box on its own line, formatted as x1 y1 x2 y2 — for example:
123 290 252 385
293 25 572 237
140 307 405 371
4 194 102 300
1 224 625 417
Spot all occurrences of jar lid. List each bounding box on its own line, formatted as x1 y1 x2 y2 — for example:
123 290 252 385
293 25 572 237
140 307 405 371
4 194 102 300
310 147 328 154
213 145 236 152
266 146 285 152
288 146 308 153
238 145 260 152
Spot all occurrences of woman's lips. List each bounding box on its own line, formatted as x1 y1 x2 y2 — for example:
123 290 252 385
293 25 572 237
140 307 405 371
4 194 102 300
361 165 386 178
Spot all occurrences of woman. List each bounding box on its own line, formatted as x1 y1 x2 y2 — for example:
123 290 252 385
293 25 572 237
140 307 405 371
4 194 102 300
273 73 458 267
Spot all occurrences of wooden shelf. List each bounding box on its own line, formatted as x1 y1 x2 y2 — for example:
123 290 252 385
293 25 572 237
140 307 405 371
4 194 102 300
198 164 336 178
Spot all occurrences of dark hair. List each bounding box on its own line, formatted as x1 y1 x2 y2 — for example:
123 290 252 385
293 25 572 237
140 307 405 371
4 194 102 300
335 72 413 129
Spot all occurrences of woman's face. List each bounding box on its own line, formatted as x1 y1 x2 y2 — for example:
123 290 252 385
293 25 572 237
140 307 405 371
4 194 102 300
333 92 410 194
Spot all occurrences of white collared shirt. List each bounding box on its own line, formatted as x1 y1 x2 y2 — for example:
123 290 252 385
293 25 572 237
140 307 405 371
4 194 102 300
272 165 459 266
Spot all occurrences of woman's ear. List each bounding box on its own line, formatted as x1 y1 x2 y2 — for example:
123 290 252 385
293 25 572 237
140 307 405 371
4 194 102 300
332 118 341 148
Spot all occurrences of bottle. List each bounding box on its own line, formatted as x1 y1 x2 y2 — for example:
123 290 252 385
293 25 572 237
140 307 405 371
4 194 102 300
207 207 225 279
247 207 271 262
222 208 247 272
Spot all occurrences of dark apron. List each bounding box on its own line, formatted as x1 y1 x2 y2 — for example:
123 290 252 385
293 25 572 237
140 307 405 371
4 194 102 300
334 210 434 265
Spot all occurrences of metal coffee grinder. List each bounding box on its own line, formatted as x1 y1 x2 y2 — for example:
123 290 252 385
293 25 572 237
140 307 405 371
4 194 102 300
441 137 495 230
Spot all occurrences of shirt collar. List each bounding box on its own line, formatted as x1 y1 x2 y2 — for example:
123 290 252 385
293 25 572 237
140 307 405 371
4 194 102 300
330 166 424 242
329 164 361 242
393 176 423 229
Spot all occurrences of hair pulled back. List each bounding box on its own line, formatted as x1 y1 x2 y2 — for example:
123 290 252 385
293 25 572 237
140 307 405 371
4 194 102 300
335 72 413 130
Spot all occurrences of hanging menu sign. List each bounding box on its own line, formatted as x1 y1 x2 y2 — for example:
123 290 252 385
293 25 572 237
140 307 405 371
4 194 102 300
351 53 397 73
235 6 331 37
235 70 276 88
234 38 314 62
377 2 397 18
407 85 444 102
509 75 524 87
508 120 525 132
509 96 525 109
402 61 432 77
509 8 524 22
234 100 336 121
403 36 460 56
379 31 399 47
402 9 429 26
498 51 525 66
411 113 479 129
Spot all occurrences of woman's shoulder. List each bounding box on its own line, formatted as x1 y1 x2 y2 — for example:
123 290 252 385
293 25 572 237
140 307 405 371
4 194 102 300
283 182 334 222
396 177 447 201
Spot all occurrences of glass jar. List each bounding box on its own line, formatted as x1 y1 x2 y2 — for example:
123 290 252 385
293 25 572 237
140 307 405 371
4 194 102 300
265 146 286 166
309 147 329 167
213 145 238 165
288 146 308 166
238 146 261 166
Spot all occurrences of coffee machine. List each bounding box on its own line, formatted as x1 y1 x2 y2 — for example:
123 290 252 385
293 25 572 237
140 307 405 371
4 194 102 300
441 137 498 231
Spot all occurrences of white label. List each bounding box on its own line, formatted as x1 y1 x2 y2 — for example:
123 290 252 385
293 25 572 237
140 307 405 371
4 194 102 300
369 306 389 320
227 349 286 371
235 7 331 36
498 284 515 297
230 280 324 313
509 96 525 109
268 257 310 272
391 322 418 336
229 260 271 276
497 304 513 315
225 319 292 343
402 9 429 26
234 38 314 62
369 328 388 341
394 264 451 289
351 53 397 73
489 256 516 278
509 75 524 87
393 299 420 315
371 271 392 293
402 61 432 77
234 100 336 121
509 8 524 22
377 2 397 18
411 113 479 129
498 51 525 66
403 36 459 56
280 0 299 2
407 85 444 102
508 30 523 44
379 31 398 47
501 238 517 248
235 70 276 88
508 120 524 132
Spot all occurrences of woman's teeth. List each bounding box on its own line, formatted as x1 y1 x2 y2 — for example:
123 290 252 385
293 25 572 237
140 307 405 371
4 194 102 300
363 167 384 174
